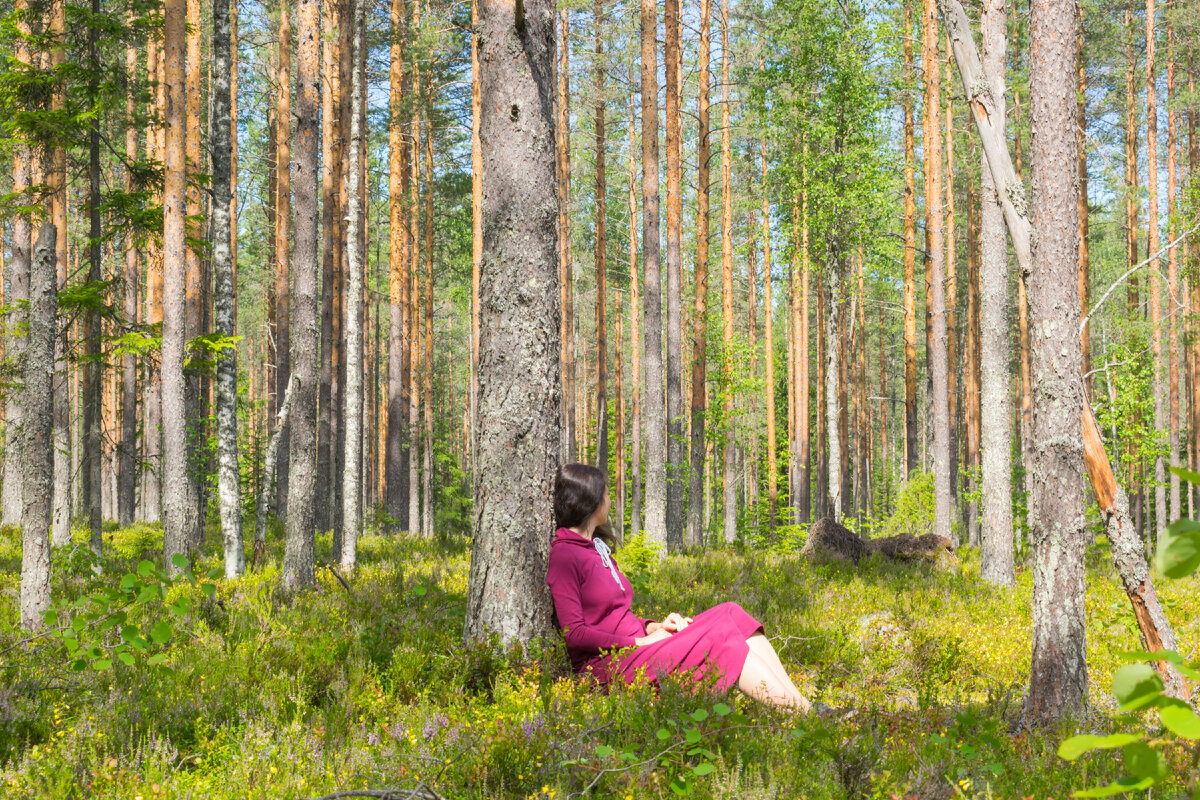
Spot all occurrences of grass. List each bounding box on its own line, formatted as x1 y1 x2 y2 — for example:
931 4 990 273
0 519 1197 799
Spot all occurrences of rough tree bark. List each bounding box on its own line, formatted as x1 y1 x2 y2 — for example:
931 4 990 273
1146 0 1166 544
254 376 297 570
628 86 642 537
719 0 735 543
663 0 684 551
317 0 340 535
594 0 609 477
1165 19 1179 521
686 0 711 548
463 0 561 644
903 0 918 481
214 0 244 577
762 140 777 528
387 0 409 528
284 0 320 587
82 0 103 552
274 0 292 520
119 18 139 526
641 0 666 551
557 9 575 463
20 223 56 631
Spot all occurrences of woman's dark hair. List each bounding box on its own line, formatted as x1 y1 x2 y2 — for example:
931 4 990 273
554 463 607 529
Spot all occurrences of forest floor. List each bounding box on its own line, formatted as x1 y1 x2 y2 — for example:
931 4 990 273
1 521 1197 799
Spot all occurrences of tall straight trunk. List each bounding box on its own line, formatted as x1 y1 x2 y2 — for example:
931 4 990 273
1024 0 1087 723
162 0 195 567
2 0 32 526
663 0 684 550
1190 62 1199 518
856 250 868 521
1015 87 1033 490
719 0 735 542
214 0 243 577
798 187 811 521
1077 12 1090 386
408 13 421 535
922 0 952 539
827 252 842 520
615 282 625 536
331 0 350 538
594 0 609 477
185 0 205 544
422 117 434 539
686 0 711 548
1146 0 1166 544
20 224 56 630
762 141 776 527
878 275 889 509
964 159 981 547
815 271 826 518
386 0 408 527
787 205 797 518
558 9 576 463
49 0 69 549
275 0 293 520
1125 11 1140 315
119 22 139 526
341 0 365 572
944 54 958 506
317 0 340 535
142 36 163 523
641 0 666 551
903 0 919 481
1165 19 1179 521
470 0 482 478
464 0 560 644
979 0 1014 585
82 0 103 548
283 0 319 586
628 87 643 537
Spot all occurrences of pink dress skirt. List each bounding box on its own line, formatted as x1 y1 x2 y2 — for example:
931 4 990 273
601 601 763 692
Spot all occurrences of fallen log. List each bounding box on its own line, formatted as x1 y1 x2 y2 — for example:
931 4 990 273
938 0 1188 699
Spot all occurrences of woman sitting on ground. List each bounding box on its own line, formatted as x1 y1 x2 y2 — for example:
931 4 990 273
545 463 812 711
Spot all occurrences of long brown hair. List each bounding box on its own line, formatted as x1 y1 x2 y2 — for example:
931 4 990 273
553 463 618 548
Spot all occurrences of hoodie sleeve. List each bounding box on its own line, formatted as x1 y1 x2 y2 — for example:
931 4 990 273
547 547 639 652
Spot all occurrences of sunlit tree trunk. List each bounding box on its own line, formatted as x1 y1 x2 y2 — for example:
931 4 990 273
686 0 711 548
470 0 482 479
798 185 811 521
718 0 735 542
386 0 408 529
979 0 1013 585
641 0 666 551
274 0 293 521
1146 0 1166 545
815 270 826 519
615 284 625 537
214 0 243 577
119 17 140 527
408 8 422 535
1190 61 1199 517
142 36 163 523
464 0 560 644
422 118 435 539
761 141 776 528
82 0 103 550
1165 18 1180 522
594 0 609 478
628 87 643 537
903 0 918 481
663 0 684 550
49 0 70 549
1024 0 1087 725
1077 11 1090 388
558 9 576 463
318 0 341 535
944 52 958 508
964 160 981 547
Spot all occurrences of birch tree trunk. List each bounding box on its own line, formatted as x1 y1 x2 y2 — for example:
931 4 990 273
341 0 365 572
20 223 56 631
213 0 244 577
464 0 560 645
284 0 320 587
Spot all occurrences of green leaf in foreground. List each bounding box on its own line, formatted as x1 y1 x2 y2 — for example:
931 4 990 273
1123 742 1167 781
1168 466 1200 486
1159 699 1200 740
595 745 614 758
692 762 715 776
1072 777 1154 798
1058 733 1141 761
1156 519 1200 579
1111 663 1164 711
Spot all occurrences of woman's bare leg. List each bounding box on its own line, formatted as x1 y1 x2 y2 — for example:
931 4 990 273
746 633 806 702
737 650 810 711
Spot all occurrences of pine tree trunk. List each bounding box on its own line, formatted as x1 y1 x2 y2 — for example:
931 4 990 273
641 0 666 551
595 0 610 478
20 224 56 630
1146 0 1166 544
162 0 195 569
1165 19 1180 522
762 141 777 528
82 0 103 550
1077 12 1090 387
142 36 163 523
274 1 293 521
686 0 711 548
615 285 626 537
464 0 560 644
49 0 70 550
185 0 207 546
341 0 365 572
628 87 642 537
978 0 1014 585
663 0 684 550
923 0 952 541
798 187 811 522
386 0 408 529
283 0 320 586
944 54 958 510
317 0 340 536
718 0 735 543
815 271 826 519
407 48 421 535
903 0 918 482
214 0 244 577
470 0 482 481
964 158 981 548
558 9 576 463
119 22 139 527
422 120 435 539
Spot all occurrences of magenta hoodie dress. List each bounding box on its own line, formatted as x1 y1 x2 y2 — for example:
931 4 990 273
545 527 762 691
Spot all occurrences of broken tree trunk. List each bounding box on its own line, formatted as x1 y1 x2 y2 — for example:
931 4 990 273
939 0 1188 700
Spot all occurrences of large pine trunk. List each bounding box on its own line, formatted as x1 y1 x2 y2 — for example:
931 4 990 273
627 89 642 538
20 223 56 631
594 0 610 481
213 0 243 577
119 26 140 527
557 10 575 463
283 0 320 587
761 141 777 528
386 0 408 529
464 0 560 644
317 0 341 535
718 0 735 543
82 0 103 551
663 0 684 551
902 0 918 482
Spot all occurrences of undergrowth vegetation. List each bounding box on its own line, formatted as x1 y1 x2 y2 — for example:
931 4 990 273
1 521 1198 798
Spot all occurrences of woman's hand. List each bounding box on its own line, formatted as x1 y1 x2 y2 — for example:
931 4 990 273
661 612 692 633
635 627 674 647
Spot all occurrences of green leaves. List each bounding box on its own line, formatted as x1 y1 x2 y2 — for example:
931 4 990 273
1158 700 1200 740
1155 519 1200 578
1111 664 1163 711
1058 733 1141 761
